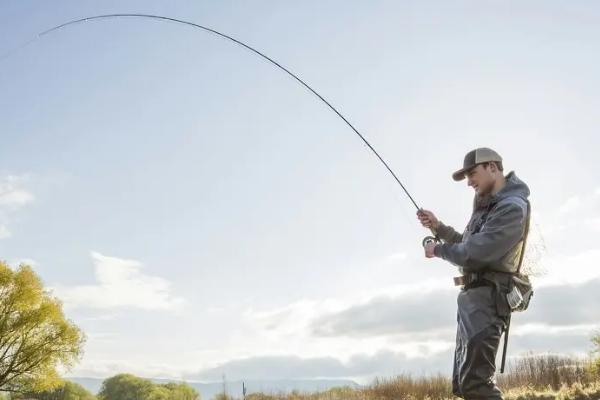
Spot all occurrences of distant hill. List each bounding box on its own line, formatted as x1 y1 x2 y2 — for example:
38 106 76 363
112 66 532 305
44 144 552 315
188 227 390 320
67 376 361 399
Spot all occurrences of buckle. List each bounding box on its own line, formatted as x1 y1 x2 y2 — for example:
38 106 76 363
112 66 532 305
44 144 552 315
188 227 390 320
454 273 480 287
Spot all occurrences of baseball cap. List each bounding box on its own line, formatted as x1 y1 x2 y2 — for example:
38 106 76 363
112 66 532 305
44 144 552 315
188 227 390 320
452 147 503 181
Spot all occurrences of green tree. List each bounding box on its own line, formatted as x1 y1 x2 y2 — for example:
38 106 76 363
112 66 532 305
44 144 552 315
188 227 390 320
14 380 96 400
159 383 198 400
146 385 171 400
98 374 153 400
99 375 200 400
0 261 85 393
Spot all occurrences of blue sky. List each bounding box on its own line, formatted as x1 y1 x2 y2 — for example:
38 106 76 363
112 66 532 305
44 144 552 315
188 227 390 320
1 0 600 385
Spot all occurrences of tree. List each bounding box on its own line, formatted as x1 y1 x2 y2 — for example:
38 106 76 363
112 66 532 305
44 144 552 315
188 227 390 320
13 380 96 400
0 261 85 393
99 375 199 400
159 382 198 400
98 374 153 400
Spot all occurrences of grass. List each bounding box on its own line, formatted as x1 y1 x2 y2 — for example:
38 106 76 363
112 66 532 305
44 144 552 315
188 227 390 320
498 354 597 391
228 355 600 400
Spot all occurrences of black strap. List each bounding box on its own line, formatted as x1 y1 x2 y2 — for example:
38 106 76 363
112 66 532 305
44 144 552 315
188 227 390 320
500 199 531 374
516 199 531 274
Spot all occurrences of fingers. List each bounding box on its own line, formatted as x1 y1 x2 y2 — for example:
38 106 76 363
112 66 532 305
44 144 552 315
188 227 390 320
423 243 435 258
417 209 438 229
418 219 432 228
417 217 430 225
417 209 434 218
417 209 433 227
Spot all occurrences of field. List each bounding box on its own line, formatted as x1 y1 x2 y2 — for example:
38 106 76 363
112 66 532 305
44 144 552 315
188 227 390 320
232 355 600 400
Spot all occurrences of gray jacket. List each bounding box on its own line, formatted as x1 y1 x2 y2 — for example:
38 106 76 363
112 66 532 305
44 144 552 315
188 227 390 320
433 171 530 274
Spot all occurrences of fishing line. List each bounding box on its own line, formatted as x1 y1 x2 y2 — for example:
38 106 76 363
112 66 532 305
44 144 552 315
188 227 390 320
40 14 422 208
0 36 40 62
8 14 438 242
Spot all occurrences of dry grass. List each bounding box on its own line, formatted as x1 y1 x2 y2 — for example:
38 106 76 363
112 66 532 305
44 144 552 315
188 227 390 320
503 381 600 400
498 354 597 391
240 376 454 400
227 355 600 400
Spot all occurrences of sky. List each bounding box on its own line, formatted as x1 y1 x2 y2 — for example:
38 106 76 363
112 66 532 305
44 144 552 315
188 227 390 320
1 0 600 386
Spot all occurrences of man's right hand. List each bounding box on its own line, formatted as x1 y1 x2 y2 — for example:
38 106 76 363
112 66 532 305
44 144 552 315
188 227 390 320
417 209 440 230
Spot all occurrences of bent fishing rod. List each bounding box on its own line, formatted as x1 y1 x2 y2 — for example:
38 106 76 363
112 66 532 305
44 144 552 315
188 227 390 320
26 13 440 245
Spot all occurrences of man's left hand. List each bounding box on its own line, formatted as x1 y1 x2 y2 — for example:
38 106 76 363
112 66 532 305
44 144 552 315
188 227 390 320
424 242 437 258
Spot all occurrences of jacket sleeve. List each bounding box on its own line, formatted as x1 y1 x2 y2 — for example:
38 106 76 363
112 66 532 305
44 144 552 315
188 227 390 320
433 200 526 269
436 221 463 244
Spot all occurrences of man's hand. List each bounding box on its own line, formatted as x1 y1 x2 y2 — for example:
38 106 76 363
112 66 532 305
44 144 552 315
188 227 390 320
424 242 437 258
417 209 440 230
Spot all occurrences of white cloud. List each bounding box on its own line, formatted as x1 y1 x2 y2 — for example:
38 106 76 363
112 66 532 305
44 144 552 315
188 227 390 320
8 258 38 268
0 174 34 240
385 252 408 263
231 283 454 371
54 252 184 311
187 350 454 382
538 188 600 239
63 359 190 381
0 225 11 239
512 323 600 337
234 268 600 377
537 248 600 287
0 175 34 209
585 217 600 232
558 195 581 214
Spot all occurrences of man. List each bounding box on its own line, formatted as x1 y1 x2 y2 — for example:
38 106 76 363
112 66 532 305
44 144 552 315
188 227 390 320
417 147 530 399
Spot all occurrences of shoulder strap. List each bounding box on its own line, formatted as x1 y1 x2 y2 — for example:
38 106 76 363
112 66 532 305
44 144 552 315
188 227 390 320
516 199 531 274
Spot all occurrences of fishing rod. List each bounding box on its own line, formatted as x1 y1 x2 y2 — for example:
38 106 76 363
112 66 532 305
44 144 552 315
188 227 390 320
18 13 440 245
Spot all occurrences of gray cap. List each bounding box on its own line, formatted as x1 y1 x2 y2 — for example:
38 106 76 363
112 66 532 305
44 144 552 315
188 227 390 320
452 147 503 181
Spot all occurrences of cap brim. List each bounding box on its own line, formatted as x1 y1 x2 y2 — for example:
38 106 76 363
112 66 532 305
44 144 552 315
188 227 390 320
452 168 467 181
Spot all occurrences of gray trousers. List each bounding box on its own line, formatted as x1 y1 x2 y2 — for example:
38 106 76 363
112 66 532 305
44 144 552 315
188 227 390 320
452 285 508 399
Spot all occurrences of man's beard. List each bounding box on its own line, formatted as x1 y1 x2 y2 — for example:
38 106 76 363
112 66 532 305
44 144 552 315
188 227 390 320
473 187 493 210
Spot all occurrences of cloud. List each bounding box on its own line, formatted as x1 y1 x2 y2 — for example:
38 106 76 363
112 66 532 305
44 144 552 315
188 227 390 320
307 277 600 339
508 327 598 356
0 174 34 239
541 188 600 239
522 278 600 326
62 261 600 383
0 225 11 239
189 350 453 382
244 277 453 340
309 289 457 338
54 252 184 311
191 273 600 382
537 248 600 286
63 359 190 381
558 195 581 214
386 252 408 262
237 264 599 378
585 217 600 232
0 175 34 209
6 258 39 269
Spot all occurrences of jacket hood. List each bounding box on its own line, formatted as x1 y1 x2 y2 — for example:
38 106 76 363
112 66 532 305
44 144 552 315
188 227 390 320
474 171 530 210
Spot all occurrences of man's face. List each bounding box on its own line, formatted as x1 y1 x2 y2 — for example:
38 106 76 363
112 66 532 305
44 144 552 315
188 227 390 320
466 163 495 196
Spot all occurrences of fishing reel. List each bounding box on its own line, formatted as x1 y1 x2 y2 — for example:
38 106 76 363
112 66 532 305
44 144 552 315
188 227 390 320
422 234 441 247
417 209 442 247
